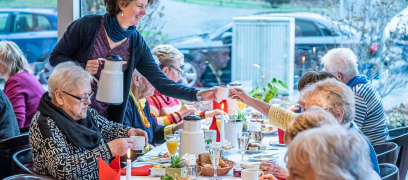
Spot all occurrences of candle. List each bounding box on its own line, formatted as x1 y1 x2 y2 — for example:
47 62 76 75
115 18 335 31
302 56 306 75
220 103 225 147
126 148 131 180
313 47 316 54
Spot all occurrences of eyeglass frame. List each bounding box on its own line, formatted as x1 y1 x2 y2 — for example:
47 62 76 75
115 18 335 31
167 64 183 75
59 90 94 102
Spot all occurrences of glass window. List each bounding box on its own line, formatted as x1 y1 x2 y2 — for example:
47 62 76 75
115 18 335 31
35 15 53 30
295 20 322 37
14 13 33 32
316 23 338 36
0 12 10 33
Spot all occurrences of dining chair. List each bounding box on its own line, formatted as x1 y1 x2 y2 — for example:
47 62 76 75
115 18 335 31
373 142 399 165
12 148 34 175
0 133 30 177
387 126 408 179
379 163 399 180
3 174 52 180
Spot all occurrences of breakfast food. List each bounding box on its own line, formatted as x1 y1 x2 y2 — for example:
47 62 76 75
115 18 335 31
198 153 228 168
247 143 266 151
161 152 170 158
240 163 254 169
153 164 167 168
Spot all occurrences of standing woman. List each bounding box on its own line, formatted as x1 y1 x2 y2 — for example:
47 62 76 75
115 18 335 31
50 0 215 123
0 40 44 129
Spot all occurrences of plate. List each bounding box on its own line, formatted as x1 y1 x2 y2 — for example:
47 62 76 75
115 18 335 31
248 154 278 162
131 161 160 168
137 155 171 163
262 130 278 135
245 149 266 154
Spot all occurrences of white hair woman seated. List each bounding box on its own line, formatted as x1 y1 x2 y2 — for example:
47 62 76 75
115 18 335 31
261 125 381 180
29 62 148 179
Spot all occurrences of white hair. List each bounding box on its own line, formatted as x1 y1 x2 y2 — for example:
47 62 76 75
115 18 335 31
48 61 92 98
0 40 31 76
321 48 359 82
300 78 355 125
286 124 373 180
151 44 184 69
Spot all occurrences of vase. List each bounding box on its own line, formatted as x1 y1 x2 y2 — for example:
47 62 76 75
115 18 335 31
165 166 187 178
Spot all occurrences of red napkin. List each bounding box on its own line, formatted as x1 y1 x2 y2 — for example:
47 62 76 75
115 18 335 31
98 156 121 180
212 100 228 114
278 129 285 144
119 165 153 176
209 116 221 142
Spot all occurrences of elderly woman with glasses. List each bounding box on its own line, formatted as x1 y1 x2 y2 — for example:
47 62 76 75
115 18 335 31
29 62 148 179
261 125 380 180
124 69 183 145
147 45 224 126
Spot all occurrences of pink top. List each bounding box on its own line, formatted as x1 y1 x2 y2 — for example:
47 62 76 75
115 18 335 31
4 70 44 128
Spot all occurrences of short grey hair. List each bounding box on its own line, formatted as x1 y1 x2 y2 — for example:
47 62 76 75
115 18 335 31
286 125 373 180
300 78 355 125
151 45 184 69
321 48 359 82
0 40 31 76
48 61 92 98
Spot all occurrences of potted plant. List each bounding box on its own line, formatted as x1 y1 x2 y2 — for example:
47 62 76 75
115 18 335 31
165 156 187 178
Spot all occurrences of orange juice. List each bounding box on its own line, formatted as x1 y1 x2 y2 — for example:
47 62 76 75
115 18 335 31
237 102 246 110
166 140 178 155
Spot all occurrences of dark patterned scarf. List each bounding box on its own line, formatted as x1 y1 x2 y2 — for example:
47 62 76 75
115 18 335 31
104 14 136 43
37 92 102 149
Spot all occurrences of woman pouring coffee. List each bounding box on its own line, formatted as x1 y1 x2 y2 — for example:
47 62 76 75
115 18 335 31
50 0 216 123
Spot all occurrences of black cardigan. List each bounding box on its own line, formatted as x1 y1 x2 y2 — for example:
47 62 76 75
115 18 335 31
50 15 198 123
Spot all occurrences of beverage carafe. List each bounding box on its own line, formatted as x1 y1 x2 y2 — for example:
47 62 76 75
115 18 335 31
179 115 206 157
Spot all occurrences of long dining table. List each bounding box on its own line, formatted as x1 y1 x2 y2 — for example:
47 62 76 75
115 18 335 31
121 133 288 180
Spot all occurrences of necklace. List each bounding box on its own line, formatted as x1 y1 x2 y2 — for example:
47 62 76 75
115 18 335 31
136 100 150 128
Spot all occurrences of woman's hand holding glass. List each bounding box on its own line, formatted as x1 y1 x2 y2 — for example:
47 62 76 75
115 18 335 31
128 128 148 147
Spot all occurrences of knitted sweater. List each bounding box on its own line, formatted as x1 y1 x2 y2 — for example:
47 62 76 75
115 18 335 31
346 75 389 143
147 90 205 126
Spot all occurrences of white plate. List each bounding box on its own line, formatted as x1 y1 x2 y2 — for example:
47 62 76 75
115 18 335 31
131 161 160 168
137 155 171 163
248 154 278 161
262 130 278 135
245 149 266 154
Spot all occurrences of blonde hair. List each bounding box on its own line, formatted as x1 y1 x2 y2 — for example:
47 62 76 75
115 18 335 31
151 45 184 69
286 125 373 180
0 40 31 76
300 78 355 125
284 106 338 144
321 48 359 82
48 61 92 98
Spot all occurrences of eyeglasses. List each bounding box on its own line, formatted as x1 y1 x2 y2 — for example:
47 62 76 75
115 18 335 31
60 90 94 102
167 65 183 75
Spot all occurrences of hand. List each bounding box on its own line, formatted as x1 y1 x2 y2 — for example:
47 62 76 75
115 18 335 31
128 128 148 147
287 105 300 113
259 160 289 178
85 59 102 75
260 174 278 180
205 109 227 118
172 122 184 134
229 88 252 104
179 105 197 117
199 88 217 101
107 138 133 157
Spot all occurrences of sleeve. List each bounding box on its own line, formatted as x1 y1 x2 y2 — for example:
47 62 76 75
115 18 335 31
135 37 198 101
0 98 19 140
147 95 180 126
30 117 112 179
3 80 26 128
49 19 85 67
90 108 131 142
268 105 297 130
353 94 367 129
146 103 165 144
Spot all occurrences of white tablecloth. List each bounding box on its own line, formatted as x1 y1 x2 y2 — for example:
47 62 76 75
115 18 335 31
120 134 287 180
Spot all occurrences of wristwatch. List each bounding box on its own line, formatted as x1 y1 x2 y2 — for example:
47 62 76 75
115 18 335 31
196 91 203 101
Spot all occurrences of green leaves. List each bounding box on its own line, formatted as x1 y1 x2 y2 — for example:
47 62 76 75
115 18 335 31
249 78 288 103
170 156 183 168
160 174 173 180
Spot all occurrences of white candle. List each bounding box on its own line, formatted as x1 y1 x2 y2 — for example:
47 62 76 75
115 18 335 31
126 148 131 180
220 103 225 147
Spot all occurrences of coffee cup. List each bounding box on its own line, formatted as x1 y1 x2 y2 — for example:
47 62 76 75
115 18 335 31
215 86 229 100
130 136 145 150
241 169 264 180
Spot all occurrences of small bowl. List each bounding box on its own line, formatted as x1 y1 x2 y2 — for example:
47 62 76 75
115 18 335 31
150 167 166 176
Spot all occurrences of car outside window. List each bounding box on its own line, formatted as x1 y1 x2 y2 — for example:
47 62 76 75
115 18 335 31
295 20 322 37
35 14 53 31
14 13 33 32
0 13 9 33
316 22 338 36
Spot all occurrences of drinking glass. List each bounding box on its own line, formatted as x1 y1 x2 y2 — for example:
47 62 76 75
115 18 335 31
237 132 250 162
209 143 222 180
166 134 178 156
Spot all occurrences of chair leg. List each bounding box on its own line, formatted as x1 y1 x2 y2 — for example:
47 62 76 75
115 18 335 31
399 146 408 179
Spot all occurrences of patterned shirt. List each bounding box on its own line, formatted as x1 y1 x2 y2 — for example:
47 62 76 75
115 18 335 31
29 108 131 179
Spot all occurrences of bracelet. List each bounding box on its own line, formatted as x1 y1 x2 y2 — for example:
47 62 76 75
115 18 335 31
175 112 182 122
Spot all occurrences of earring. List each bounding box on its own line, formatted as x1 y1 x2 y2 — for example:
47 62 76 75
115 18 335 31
121 11 124 16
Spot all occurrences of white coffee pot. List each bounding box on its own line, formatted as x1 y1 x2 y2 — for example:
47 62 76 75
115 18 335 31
95 55 127 104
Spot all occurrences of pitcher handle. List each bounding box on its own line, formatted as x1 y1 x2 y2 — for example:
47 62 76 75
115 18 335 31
260 132 265 140
196 166 202 176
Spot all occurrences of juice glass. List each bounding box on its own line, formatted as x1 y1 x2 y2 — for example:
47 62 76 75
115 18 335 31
166 134 178 156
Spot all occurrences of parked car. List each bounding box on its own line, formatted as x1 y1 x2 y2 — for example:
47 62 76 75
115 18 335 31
169 12 357 87
0 8 58 81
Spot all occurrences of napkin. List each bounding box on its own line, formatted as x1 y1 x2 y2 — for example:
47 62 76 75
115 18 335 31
98 156 121 180
212 100 229 114
119 165 153 176
209 116 221 142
